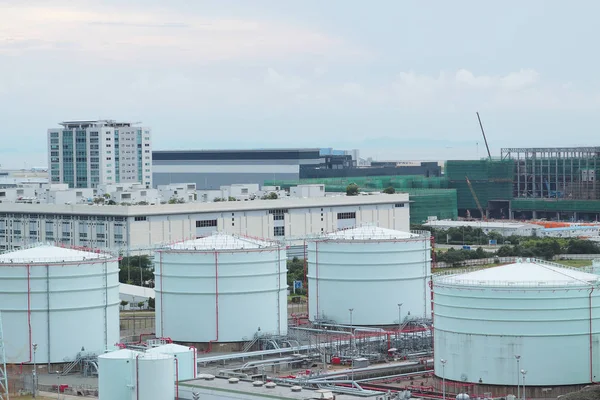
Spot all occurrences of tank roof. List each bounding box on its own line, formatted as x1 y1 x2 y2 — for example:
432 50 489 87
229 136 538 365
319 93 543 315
146 343 193 354
325 226 418 240
166 233 277 250
0 244 114 263
98 349 142 359
436 259 600 287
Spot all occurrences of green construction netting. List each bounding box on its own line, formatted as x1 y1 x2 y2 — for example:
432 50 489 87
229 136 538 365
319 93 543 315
264 176 457 224
511 199 600 212
445 159 514 210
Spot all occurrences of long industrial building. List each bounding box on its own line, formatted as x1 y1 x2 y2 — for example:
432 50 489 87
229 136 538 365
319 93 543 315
0 194 410 252
152 149 323 189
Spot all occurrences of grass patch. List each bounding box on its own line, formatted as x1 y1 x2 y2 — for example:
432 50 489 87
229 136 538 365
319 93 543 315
554 259 593 268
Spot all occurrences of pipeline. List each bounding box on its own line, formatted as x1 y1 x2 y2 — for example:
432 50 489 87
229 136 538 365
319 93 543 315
590 287 596 383
189 346 197 377
201 252 220 354
315 241 319 319
136 354 141 400
20 264 33 373
159 251 165 337
175 357 179 400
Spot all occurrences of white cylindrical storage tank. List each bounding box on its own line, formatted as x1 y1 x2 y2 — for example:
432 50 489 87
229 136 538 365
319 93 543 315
308 226 431 325
434 259 600 386
591 259 600 275
155 233 287 343
146 343 196 380
137 353 175 400
0 244 120 364
98 349 140 400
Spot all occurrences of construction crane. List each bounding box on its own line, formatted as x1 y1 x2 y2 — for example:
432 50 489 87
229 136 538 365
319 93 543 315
465 176 486 221
476 111 491 160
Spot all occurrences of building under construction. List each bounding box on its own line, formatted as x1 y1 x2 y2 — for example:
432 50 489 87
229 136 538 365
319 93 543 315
447 146 600 221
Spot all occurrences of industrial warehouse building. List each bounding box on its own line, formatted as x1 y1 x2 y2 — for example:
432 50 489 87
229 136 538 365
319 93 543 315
0 194 410 252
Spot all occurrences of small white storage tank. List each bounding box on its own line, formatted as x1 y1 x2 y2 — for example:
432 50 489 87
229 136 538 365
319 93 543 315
137 352 175 400
155 233 287 343
98 349 140 400
434 259 600 386
0 244 120 364
307 226 431 325
146 343 196 380
98 349 175 400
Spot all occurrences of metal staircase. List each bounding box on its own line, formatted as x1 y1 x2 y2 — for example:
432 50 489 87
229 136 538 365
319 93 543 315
61 353 83 375
0 312 9 400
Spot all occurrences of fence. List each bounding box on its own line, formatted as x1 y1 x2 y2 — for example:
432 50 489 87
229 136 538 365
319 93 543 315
435 254 600 269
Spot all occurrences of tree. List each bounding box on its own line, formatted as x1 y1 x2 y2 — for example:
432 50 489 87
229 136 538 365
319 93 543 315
137 301 145 309
261 192 278 200
119 255 154 286
148 297 155 309
346 183 359 196
168 197 185 204
120 300 129 308
287 257 306 295
228 196 238 201
383 186 396 194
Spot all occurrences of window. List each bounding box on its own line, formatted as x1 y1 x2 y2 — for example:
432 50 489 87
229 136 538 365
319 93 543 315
196 219 217 228
337 212 356 220
395 203 405 208
274 226 285 236
134 216 147 221
269 209 288 221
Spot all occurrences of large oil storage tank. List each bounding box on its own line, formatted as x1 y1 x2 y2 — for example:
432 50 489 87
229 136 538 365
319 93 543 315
307 226 431 325
155 233 287 344
98 349 175 400
433 258 600 387
0 244 120 364
146 343 196 380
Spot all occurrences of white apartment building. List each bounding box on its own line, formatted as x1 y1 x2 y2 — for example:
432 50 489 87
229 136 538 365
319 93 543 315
47 120 152 189
0 194 410 252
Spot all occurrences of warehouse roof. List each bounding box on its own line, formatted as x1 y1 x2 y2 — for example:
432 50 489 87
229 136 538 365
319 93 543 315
424 220 536 230
436 259 600 287
326 226 418 240
0 244 114 263
167 233 278 250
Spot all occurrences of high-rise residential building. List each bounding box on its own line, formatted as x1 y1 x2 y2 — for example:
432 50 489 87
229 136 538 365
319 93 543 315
48 120 152 188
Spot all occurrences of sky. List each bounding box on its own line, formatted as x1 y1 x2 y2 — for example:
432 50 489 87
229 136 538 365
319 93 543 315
1 0 600 168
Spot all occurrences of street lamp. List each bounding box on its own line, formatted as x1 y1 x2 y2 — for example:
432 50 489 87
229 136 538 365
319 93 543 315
515 355 521 399
440 358 447 400
32 343 38 398
56 371 61 400
397 303 403 331
521 370 527 400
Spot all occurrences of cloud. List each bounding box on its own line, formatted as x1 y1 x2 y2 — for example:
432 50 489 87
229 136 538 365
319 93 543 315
0 3 361 63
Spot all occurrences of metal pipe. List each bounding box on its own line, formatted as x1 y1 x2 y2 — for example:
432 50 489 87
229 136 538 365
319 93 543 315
159 252 164 337
175 357 179 400
590 287 596 383
46 264 51 368
315 241 319 320
189 347 197 378
201 252 220 354
135 354 140 400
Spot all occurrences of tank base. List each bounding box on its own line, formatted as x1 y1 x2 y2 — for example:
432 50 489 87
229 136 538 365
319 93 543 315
177 341 248 353
432 375 590 398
